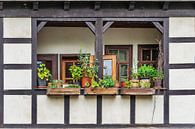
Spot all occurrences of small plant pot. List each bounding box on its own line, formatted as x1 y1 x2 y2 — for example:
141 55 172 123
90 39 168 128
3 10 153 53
121 81 125 88
140 78 151 88
38 78 47 86
130 79 140 88
81 77 91 88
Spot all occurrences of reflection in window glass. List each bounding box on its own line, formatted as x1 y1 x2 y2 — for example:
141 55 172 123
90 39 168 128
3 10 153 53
65 62 73 78
152 49 158 61
119 49 129 62
109 49 118 60
142 50 151 61
103 60 112 76
119 64 128 81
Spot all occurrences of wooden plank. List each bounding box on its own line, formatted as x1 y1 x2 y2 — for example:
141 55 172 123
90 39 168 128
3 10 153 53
121 88 155 95
47 88 80 96
85 22 95 34
64 1 70 11
84 88 118 95
152 22 163 34
33 2 39 11
103 21 114 33
95 18 103 78
128 2 136 11
94 2 101 11
37 21 47 32
162 2 169 11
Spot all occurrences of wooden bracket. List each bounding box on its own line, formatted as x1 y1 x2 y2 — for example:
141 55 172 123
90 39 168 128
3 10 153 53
152 22 163 34
33 2 39 11
85 22 95 34
0 2 3 11
38 21 47 32
103 21 114 33
128 2 136 11
64 1 70 11
162 2 169 11
94 2 101 11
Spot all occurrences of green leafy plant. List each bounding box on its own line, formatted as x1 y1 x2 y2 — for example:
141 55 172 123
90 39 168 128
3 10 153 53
49 80 64 88
99 76 115 88
125 80 131 88
91 79 100 88
137 64 157 79
67 84 80 88
69 65 82 82
37 63 52 81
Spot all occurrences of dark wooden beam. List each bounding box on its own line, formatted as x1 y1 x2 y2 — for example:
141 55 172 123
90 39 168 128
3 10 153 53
103 21 114 33
85 22 95 34
128 2 136 11
64 1 70 11
162 2 169 11
37 21 47 32
152 22 163 33
95 18 103 78
0 2 3 11
33 2 39 11
94 2 101 11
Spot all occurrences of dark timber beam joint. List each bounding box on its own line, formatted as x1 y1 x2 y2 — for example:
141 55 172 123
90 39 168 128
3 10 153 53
94 2 101 11
37 21 47 32
33 2 39 11
103 22 114 33
64 2 70 11
128 2 136 11
162 2 169 11
0 2 3 11
152 22 163 34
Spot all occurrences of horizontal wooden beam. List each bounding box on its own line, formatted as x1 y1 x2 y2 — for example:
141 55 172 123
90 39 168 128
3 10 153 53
152 22 163 33
128 2 136 11
33 2 39 11
64 1 70 11
38 21 47 32
103 21 114 33
162 2 169 11
94 2 101 11
85 22 95 34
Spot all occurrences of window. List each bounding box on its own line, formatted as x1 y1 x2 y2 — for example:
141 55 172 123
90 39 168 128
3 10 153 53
138 45 159 67
105 45 132 82
37 54 58 79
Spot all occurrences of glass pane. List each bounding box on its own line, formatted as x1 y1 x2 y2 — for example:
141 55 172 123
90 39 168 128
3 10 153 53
142 50 151 61
103 59 112 76
65 62 73 78
119 49 129 62
152 49 158 61
109 49 118 60
119 64 128 81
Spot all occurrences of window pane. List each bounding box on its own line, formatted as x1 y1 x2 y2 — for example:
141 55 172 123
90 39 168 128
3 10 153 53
65 62 73 78
142 50 151 61
119 64 128 81
152 49 158 61
109 49 118 60
119 49 129 62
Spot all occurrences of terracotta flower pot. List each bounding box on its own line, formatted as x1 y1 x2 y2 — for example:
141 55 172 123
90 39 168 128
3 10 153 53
81 77 91 88
130 79 140 88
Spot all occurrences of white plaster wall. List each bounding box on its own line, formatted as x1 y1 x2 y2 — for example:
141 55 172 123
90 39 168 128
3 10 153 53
169 69 195 90
102 96 130 124
169 43 195 64
4 69 32 90
135 95 164 124
4 44 32 64
169 17 195 37
170 95 195 124
37 95 64 124
3 18 31 38
4 95 31 124
70 96 97 124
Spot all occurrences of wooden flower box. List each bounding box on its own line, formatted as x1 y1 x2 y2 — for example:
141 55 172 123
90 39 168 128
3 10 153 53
47 88 80 96
120 88 155 95
84 87 118 95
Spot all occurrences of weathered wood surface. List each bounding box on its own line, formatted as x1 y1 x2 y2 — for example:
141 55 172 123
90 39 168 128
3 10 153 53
84 88 118 95
47 88 80 95
120 88 155 95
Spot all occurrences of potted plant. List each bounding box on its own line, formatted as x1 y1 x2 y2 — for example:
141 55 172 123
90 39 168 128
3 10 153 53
130 72 140 88
69 65 82 85
152 70 164 88
78 52 98 87
37 63 52 87
137 64 156 88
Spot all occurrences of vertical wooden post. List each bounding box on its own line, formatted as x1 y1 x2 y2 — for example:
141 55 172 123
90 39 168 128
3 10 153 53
95 18 103 78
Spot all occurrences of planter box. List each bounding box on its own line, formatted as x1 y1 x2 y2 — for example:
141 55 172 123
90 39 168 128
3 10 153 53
47 88 80 96
84 88 118 95
120 88 155 95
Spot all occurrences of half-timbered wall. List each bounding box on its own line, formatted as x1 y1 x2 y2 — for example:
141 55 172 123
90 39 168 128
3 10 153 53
0 16 195 128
